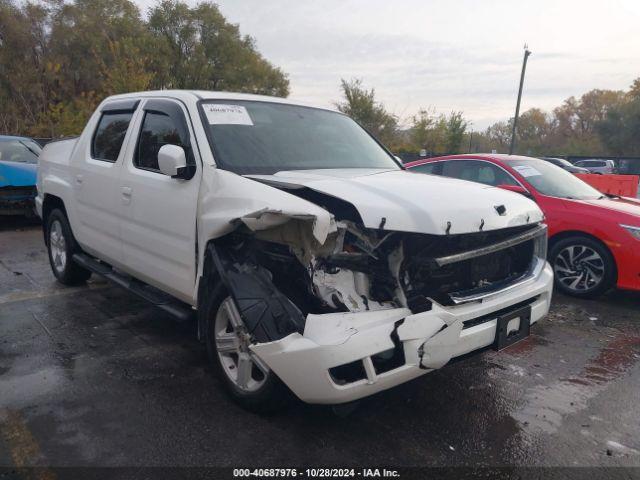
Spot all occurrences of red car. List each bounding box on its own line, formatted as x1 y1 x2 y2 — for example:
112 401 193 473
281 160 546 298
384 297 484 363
406 154 640 298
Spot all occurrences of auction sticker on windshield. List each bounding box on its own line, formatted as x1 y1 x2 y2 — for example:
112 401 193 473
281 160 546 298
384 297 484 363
204 104 254 125
512 165 542 177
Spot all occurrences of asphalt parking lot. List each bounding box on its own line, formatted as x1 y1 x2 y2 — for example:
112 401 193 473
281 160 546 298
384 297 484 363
1 218 640 471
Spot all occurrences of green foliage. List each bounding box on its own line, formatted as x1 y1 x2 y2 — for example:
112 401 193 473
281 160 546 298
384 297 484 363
405 108 467 154
444 111 467 153
147 1 288 96
335 78 398 147
597 97 640 155
0 0 289 137
476 85 633 156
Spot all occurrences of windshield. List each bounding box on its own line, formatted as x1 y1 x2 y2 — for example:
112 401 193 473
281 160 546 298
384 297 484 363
506 158 602 200
0 139 41 164
200 100 400 174
554 158 573 168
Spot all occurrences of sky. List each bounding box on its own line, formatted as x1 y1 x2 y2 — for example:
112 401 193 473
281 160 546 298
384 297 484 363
135 0 640 130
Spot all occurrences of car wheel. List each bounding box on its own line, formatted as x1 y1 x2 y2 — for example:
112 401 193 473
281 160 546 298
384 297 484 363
46 209 92 285
203 291 288 412
549 236 616 298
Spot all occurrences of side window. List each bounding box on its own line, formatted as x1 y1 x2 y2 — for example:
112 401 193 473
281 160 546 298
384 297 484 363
441 160 518 187
92 112 133 162
133 99 194 175
410 162 442 175
579 160 600 167
135 112 183 171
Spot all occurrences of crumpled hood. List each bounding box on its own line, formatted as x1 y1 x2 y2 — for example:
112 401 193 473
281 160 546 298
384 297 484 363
0 161 37 188
247 169 544 235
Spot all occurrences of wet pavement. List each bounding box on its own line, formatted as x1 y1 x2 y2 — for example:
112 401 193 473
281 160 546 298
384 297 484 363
1 218 640 470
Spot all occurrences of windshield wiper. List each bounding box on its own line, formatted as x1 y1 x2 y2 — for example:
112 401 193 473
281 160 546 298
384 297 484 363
19 141 40 158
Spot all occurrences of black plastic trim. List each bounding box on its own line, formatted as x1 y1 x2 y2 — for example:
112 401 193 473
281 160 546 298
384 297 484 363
101 99 140 113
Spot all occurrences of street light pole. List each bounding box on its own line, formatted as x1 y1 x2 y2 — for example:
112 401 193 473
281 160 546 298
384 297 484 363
509 45 531 155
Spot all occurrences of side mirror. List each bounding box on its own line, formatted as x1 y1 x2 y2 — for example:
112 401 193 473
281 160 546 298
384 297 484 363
497 184 534 200
158 144 187 179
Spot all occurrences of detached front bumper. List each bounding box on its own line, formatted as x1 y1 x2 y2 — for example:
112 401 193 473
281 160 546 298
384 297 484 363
251 260 553 404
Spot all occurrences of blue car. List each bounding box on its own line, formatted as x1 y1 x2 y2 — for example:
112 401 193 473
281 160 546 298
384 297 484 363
0 135 41 216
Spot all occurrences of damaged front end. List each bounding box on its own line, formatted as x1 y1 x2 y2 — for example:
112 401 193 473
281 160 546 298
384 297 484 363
201 193 552 404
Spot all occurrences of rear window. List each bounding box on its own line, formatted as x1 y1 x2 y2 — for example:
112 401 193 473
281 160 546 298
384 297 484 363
92 112 133 162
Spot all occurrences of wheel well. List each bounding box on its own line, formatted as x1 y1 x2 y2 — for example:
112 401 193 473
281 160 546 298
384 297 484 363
548 230 618 279
42 195 66 245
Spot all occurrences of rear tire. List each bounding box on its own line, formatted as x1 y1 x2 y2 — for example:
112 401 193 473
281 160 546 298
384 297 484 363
549 235 615 298
203 288 289 412
46 209 92 285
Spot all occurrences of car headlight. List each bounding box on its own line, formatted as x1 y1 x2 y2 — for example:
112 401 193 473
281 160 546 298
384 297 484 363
620 224 640 240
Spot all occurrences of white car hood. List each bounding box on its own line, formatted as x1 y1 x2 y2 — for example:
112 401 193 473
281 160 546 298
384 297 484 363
247 169 544 235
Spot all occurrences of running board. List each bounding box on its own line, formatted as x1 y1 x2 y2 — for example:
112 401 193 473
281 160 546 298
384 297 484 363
72 253 194 322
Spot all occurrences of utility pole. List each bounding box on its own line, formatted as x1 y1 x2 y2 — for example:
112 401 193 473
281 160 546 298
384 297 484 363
509 44 531 155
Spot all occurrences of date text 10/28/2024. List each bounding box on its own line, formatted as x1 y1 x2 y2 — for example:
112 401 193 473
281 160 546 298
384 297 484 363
233 469 400 478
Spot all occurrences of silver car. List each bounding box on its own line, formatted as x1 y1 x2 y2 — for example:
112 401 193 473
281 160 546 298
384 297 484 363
573 159 616 174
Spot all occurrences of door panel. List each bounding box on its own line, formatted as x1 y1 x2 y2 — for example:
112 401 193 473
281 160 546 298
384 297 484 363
119 99 201 302
73 101 139 266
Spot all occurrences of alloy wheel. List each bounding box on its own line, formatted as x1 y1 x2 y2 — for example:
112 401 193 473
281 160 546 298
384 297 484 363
553 244 604 292
214 297 269 392
49 220 67 274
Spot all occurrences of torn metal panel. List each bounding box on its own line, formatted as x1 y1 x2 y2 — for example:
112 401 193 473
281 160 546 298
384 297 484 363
194 169 337 299
237 207 336 245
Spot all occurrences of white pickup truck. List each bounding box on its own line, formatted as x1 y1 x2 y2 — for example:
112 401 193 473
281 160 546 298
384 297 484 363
37 90 553 410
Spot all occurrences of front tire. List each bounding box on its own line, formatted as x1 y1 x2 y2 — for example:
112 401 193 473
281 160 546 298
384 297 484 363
203 290 288 412
46 209 92 285
549 235 615 298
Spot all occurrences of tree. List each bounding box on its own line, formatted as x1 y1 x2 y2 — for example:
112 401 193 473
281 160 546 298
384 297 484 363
476 86 631 156
548 89 625 154
629 78 640 100
511 108 552 155
147 1 288 96
596 97 640 156
407 108 469 154
444 111 467 153
0 0 289 137
335 78 398 146
409 108 442 152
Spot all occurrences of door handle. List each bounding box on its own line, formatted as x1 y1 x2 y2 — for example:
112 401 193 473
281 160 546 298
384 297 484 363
75 174 83 185
121 186 132 204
